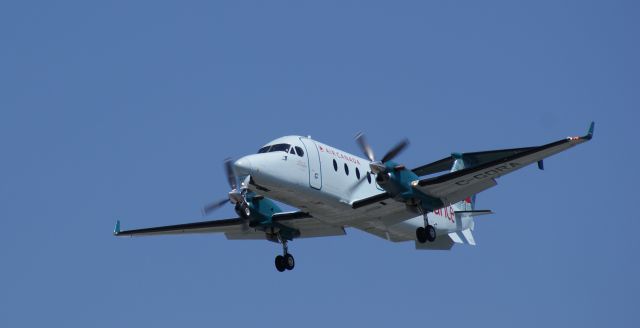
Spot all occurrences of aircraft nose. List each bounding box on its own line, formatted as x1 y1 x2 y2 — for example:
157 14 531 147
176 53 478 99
234 157 253 176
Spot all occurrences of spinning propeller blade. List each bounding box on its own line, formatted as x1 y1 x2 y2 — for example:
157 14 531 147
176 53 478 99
350 133 410 192
201 158 248 217
224 158 238 191
355 132 375 162
348 174 370 194
202 198 230 216
381 139 409 163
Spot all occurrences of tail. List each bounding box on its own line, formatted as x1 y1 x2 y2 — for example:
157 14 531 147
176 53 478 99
448 153 495 246
450 153 476 211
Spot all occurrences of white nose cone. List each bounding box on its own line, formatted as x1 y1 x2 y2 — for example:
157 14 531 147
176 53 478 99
234 157 253 176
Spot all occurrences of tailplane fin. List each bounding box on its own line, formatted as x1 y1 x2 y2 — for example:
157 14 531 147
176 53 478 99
451 153 476 211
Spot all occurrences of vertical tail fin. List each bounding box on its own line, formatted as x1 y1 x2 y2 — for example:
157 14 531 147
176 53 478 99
450 153 476 211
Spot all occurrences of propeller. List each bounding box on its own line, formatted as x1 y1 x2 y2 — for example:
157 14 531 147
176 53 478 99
349 133 409 193
201 158 250 217
355 132 409 174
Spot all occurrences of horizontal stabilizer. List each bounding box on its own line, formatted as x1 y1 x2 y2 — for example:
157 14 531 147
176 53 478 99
449 228 476 245
455 210 493 217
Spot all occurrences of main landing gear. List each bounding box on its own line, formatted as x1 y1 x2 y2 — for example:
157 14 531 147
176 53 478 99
416 225 436 243
416 206 436 243
274 238 295 272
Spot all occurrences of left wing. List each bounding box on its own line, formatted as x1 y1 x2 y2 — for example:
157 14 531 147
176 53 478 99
113 211 345 239
412 122 594 207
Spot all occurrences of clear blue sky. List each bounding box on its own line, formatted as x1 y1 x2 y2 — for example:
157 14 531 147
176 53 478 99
1 1 637 327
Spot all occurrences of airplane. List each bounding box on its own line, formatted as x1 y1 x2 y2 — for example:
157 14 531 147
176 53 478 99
114 122 595 272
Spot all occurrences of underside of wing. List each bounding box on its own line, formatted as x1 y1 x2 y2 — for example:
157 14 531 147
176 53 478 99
114 211 345 240
412 146 536 177
113 217 245 237
412 122 594 207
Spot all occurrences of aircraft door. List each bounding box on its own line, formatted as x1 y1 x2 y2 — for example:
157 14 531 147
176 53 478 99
299 137 322 190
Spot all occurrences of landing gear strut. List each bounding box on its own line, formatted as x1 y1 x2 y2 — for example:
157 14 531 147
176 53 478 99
416 206 436 243
274 238 295 272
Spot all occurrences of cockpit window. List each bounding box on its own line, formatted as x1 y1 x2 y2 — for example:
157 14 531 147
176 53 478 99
257 143 291 154
295 146 304 157
269 144 291 153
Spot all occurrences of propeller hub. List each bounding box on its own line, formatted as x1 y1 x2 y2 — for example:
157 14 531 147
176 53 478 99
228 191 244 204
369 161 386 174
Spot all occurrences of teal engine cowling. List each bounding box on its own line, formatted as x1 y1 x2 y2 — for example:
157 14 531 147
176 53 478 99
240 192 301 242
375 161 418 200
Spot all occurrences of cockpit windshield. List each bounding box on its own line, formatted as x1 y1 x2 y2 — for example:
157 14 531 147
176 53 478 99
257 143 291 154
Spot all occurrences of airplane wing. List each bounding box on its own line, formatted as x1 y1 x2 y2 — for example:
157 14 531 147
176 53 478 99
113 211 345 239
412 146 536 177
412 122 594 207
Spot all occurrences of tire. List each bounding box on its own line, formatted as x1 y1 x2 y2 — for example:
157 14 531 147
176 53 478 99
426 225 436 242
416 227 427 243
275 255 286 272
284 254 295 271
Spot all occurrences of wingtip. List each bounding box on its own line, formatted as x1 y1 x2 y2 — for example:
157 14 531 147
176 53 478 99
585 121 595 140
113 220 121 236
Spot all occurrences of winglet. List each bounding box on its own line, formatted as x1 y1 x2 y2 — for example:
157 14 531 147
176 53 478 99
585 121 595 140
113 220 121 236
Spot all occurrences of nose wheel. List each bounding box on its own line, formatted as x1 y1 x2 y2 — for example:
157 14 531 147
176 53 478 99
274 238 295 272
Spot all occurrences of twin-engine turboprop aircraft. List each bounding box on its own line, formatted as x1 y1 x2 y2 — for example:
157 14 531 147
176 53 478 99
115 122 594 272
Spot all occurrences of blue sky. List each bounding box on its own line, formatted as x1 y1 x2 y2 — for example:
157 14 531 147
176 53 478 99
1 1 638 327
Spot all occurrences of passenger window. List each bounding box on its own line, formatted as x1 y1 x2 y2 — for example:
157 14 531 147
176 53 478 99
333 159 338 171
344 163 349 176
295 146 304 157
355 167 360 180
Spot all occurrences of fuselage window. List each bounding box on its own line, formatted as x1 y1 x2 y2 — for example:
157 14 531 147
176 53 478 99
344 163 349 176
295 146 304 157
333 159 338 171
355 167 360 180
366 172 372 184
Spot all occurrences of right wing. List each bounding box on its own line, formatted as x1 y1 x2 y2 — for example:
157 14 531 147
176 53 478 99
113 211 345 240
412 122 594 207
412 147 536 177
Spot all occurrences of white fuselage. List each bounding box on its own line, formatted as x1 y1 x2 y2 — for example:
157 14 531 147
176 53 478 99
234 136 472 241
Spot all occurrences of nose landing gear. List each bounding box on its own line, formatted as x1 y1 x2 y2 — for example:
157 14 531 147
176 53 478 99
274 238 295 272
